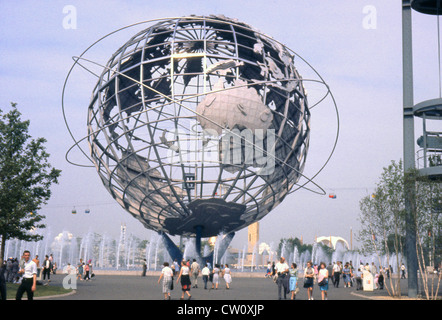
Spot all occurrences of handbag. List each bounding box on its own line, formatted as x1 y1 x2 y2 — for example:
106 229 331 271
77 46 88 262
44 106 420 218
303 277 313 288
318 279 327 287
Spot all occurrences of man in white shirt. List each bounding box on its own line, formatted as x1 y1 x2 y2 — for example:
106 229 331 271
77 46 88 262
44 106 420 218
201 264 211 289
275 257 289 299
15 250 37 300
332 261 342 288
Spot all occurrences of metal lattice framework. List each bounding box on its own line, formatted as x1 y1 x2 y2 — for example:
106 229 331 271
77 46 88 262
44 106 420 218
79 15 316 237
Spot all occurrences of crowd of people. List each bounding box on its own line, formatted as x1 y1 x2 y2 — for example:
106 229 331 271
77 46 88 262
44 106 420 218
2 250 428 300
1 253 64 286
158 258 232 300
156 257 416 300
0 250 95 300
0 251 43 300
264 258 410 300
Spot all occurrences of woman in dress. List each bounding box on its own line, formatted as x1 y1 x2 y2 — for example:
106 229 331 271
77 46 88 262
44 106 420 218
223 264 232 289
318 262 329 300
176 260 192 300
212 264 221 289
289 263 298 300
342 263 352 288
158 262 173 300
303 261 315 300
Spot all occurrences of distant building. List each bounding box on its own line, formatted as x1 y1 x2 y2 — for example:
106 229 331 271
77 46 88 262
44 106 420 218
316 236 349 250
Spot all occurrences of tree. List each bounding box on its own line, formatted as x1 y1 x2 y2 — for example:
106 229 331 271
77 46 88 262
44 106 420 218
0 103 61 261
358 160 442 299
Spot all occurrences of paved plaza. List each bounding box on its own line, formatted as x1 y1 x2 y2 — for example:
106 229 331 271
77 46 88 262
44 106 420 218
37 272 438 301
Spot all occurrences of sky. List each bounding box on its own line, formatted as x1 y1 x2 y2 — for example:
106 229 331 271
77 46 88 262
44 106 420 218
0 1 439 251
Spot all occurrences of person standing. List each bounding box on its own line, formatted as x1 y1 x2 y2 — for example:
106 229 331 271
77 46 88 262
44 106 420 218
15 251 37 300
158 262 173 300
327 263 333 284
289 263 299 300
173 259 180 276
265 261 272 278
141 259 147 277
371 262 377 277
11 258 19 283
354 268 363 291
176 260 192 300
275 257 289 300
0 261 6 300
87 259 93 280
190 259 200 288
318 262 329 300
378 267 384 289
32 255 40 280
42 255 52 284
6 258 12 283
303 261 315 300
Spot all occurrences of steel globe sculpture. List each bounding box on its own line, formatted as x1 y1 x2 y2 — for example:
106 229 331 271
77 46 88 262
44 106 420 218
63 15 338 262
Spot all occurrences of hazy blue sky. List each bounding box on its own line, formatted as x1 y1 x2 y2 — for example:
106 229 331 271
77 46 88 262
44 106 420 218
0 1 438 250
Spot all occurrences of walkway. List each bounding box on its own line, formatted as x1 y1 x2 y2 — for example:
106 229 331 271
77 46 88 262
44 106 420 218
41 272 437 301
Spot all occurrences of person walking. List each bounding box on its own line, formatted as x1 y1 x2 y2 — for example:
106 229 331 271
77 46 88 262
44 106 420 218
289 263 299 300
303 261 315 300
201 263 210 289
400 263 406 279
212 264 221 290
190 259 200 288
275 257 289 300
318 262 329 300
77 261 84 281
223 264 232 289
158 262 173 300
15 251 37 300
342 263 352 288
83 262 90 281
332 261 341 288
176 260 192 300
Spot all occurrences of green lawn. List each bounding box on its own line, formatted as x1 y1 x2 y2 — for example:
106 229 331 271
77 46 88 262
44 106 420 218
6 282 73 300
